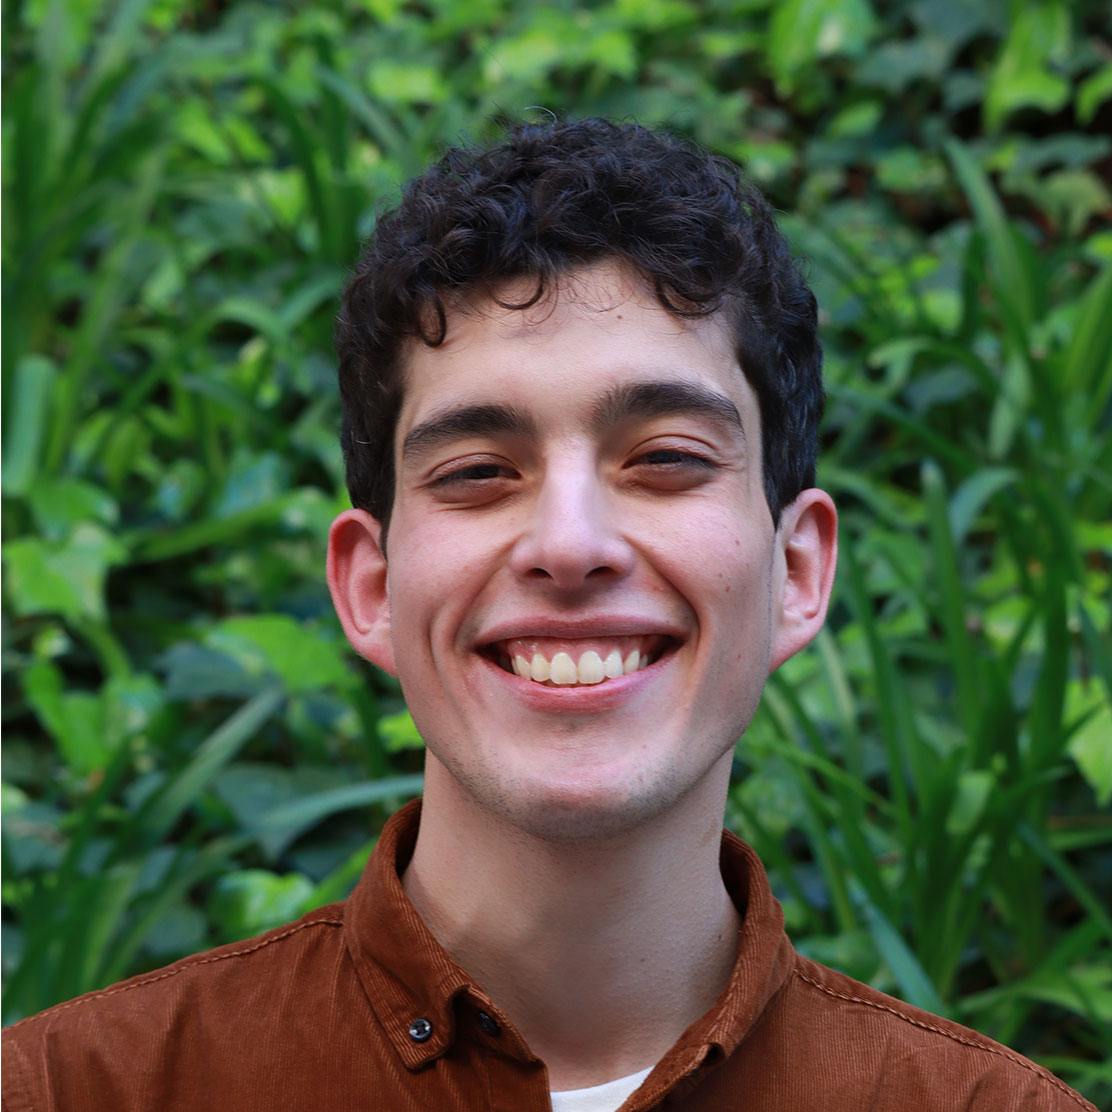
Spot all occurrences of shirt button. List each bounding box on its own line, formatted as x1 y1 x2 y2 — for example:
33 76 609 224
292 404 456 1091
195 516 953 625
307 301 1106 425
477 1011 500 1036
408 1018 433 1042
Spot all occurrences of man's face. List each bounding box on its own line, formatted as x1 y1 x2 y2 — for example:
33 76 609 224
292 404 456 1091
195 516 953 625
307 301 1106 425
331 262 833 841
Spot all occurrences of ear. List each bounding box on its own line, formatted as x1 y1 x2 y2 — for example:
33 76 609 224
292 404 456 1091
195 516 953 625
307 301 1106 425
768 488 838 673
327 509 397 676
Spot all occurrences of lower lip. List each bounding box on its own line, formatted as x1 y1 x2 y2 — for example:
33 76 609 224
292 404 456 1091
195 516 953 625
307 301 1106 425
479 653 667 712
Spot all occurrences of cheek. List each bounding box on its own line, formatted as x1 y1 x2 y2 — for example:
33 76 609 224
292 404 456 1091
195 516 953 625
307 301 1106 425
386 518 500 646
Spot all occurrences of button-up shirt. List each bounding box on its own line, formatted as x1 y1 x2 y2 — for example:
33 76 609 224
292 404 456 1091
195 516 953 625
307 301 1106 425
2 800 1094 1111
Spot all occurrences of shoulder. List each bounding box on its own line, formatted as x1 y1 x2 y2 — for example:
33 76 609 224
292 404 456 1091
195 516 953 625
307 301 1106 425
771 955 1095 1111
3 903 350 1112
5 901 346 1037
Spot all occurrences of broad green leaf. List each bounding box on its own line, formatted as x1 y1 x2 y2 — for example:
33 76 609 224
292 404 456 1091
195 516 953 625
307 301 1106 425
3 524 126 622
484 26 564 84
768 0 877 95
367 61 448 105
1039 170 1112 238
582 29 637 79
22 660 111 775
28 477 118 540
826 100 883 139
795 929 880 984
208 615 354 694
984 2 1071 131
138 904 207 960
209 869 316 940
378 708 425 753
160 642 263 701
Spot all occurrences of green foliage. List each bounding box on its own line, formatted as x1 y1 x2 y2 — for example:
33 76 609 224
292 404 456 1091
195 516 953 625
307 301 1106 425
3 0 1109 1102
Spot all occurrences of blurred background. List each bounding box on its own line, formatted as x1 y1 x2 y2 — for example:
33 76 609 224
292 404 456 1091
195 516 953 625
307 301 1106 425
2 0 1110 1101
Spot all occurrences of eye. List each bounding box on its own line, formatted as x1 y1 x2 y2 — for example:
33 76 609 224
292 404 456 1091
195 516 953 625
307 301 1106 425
637 448 716 469
625 443 720 491
431 462 508 486
426 457 519 504
631 447 716 473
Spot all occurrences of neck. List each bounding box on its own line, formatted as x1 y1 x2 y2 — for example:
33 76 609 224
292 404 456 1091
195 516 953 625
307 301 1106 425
402 756 742 1091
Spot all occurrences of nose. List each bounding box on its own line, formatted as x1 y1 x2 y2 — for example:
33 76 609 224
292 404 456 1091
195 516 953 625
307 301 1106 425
508 458 634 589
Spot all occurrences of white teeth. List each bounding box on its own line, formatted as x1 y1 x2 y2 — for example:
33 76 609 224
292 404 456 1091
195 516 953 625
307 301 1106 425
549 652 577 685
507 645 657 684
577 651 605 685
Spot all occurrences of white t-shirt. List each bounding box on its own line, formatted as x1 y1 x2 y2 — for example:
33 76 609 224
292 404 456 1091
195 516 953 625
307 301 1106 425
549 1066 653 1112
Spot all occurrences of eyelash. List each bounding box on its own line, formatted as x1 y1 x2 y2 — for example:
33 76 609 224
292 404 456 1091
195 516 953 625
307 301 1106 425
634 448 717 470
429 461 512 488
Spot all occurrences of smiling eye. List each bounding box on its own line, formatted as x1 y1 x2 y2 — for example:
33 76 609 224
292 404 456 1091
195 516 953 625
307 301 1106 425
427 458 519 504
432 463 507 485
636 448 716 469
625 445 720 492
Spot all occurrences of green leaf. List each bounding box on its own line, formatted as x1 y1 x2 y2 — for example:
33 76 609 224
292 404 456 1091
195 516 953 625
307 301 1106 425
244 775 424 858
922 460 980 740
3 524 126 622
1039 170 1112 238
1 355 56 496
130 688 284 851
984 2 1071 131
22 660 110 775
947 467 1017 543
249 776 425 838
1067 684 1112 807
1077 63 1112 124
768 0 877 94
208 869 316 940
1060 263 1112 414
378 709 425 753
945 769 995 839
28 477 119 541
366 61 448 105
945 138 1039 338
861 899 948 1016
307 839 378 907
208 615 355 694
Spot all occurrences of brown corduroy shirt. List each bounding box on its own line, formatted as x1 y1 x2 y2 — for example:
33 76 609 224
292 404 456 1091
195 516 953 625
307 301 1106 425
2 800 1094 1111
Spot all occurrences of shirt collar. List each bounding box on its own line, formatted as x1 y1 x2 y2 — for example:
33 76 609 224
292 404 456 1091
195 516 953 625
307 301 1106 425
343 799 796 1079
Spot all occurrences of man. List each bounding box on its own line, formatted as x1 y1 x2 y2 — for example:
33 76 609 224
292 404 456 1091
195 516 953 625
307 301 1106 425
3 119 1093 1111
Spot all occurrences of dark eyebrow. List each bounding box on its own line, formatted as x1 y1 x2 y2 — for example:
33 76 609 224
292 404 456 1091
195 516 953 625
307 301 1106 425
401 403 536 463
592 380 745 441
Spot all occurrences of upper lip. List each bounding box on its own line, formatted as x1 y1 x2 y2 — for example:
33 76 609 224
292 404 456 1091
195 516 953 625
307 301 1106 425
474 614 687 648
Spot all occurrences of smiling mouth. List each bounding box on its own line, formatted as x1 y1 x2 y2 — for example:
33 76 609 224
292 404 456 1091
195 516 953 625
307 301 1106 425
480 635 678 687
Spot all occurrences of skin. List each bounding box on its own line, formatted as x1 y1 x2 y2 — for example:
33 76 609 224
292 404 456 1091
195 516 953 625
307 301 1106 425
328 262 837 1089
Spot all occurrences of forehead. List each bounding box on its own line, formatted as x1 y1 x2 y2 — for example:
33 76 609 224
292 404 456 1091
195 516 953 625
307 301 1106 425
395 261 755 443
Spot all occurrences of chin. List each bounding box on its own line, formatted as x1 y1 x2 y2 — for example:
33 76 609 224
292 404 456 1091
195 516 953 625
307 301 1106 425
475 764 692 845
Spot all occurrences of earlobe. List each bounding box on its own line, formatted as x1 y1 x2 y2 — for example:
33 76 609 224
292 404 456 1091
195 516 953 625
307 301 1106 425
769 489 838 673
327 509 398 676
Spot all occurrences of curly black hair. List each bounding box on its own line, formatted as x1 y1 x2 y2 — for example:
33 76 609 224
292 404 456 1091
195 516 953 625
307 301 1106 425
336 118 823 531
